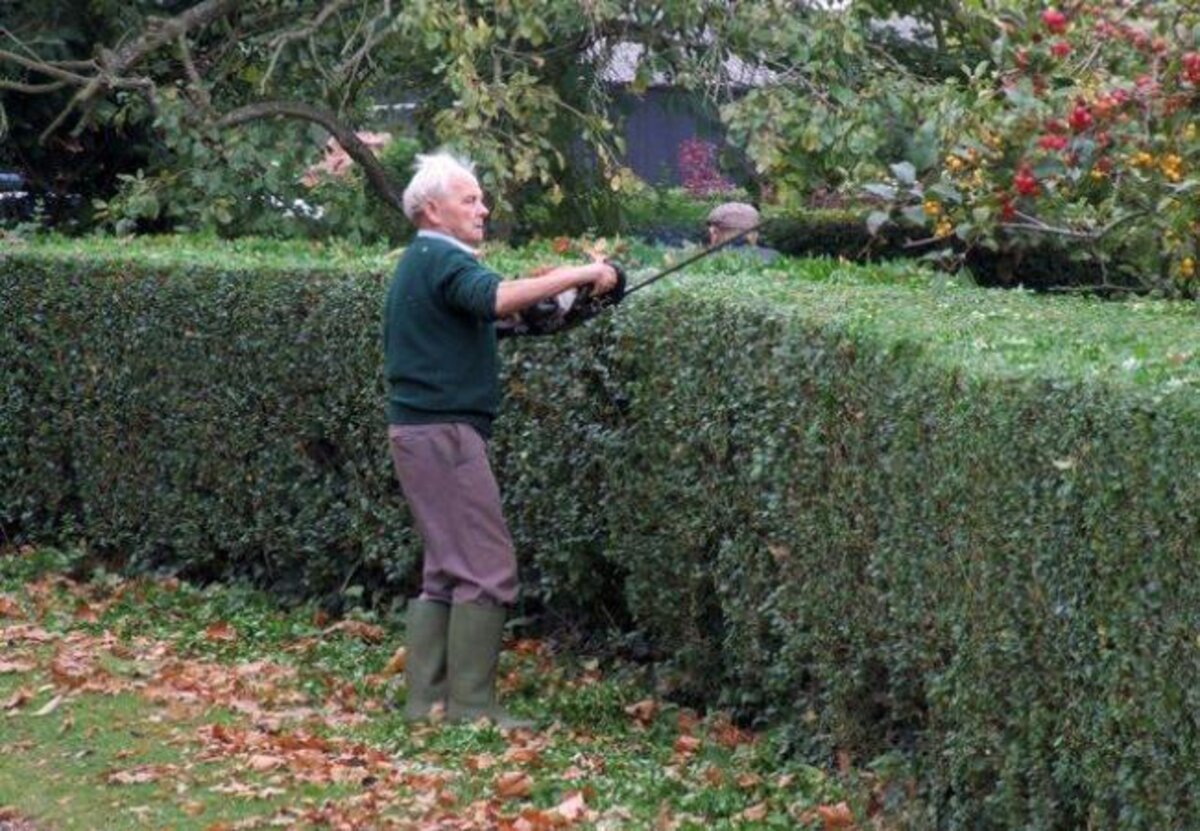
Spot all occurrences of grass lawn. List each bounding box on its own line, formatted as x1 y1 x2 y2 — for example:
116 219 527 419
0 546 869 830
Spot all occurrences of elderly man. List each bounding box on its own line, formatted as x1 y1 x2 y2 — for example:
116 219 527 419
705 201 778 263
384 151 617 728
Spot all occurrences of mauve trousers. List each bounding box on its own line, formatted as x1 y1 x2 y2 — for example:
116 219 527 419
388 422 518 605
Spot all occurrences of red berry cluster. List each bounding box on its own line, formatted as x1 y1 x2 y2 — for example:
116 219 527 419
678 138 734 196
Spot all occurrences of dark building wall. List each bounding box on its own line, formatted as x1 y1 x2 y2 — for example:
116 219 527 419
612 87 725 186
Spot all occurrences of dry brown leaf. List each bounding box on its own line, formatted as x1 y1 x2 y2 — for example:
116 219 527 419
205 621 237 642
106 764 177 785
676 709 701 734
73 600 101 623
794 801 856 830
553 790 592 822
382 646 407 676
503 745 542 766
835 748 852 774
0 595 23 619
672 735 701 756
4 686 33 711
818 801 855 828
735 771 762 789
710 719 756 749
465 752 498 772
738 802 770 822
1 624 53 643
322 619 385 643
624 697 659 727
246 754 284 772
0 659 36 673
494 770 534 799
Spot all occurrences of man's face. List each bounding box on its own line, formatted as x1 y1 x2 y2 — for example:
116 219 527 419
707 221 732 246
424 174 489 244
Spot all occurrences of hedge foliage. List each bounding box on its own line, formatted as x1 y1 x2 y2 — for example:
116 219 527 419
3 236 1199 828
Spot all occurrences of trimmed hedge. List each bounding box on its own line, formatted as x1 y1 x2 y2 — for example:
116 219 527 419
3 237 1200 828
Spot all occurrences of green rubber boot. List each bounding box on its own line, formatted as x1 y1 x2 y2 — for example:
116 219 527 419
446 602 534 730
403 598 450 721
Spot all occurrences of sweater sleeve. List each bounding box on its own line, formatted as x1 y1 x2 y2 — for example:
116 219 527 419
438 251 501 322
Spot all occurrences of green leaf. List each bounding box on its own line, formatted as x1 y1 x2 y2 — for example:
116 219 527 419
866 211 890 235
890 162 917 186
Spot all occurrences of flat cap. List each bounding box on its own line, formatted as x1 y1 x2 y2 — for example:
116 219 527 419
706 202 760 231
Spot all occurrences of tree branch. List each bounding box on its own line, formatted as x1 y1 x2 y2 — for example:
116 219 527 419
215 99 403 214
103 0 246 77
261 0 354 91
0 48 94 84
0 78 68 94
0 0 246 142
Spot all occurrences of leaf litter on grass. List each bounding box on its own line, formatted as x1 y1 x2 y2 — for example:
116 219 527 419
0 551 869 830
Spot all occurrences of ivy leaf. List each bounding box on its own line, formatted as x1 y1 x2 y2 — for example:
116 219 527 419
889 162 917 186
866 211 891 235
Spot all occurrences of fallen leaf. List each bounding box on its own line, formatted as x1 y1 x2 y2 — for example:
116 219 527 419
323 619 385 643
181 801 206 816
553 790 591 821
106 764 177 785
4 687 33 710
835 748 852 774
73 600 101 623
205 622 237 642
465 752 498 772
382 647 406 676
0 659 36 673
710 718 756 749
503 745 542 766
33 694 63 716
676 709 700 734
494 770 534 799
624 698 659 727
799 801 856 830
738 802 770 822
736 772 762 789
246 754 284 772
673 735 701 756
0 595 23 618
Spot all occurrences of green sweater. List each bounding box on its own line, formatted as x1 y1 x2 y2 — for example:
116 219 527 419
383 233 502 437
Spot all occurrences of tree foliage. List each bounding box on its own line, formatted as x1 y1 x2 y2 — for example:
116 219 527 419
1 0 825 238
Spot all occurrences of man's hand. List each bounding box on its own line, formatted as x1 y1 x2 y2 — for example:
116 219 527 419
590 262 619 296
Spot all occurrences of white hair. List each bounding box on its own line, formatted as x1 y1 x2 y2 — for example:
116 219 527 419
401 151 477 221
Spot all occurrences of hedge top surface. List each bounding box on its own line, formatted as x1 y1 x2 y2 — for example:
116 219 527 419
661 271 1197 398
2 233 397 274
6 234 1198 397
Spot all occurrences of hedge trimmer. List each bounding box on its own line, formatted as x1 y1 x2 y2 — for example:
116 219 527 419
497 221 771 338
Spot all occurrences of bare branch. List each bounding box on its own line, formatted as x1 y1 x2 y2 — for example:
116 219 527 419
1 0 245 142
177 35 213 115
215 99 403 214
0 78 68 94
262 0 354 91
0 48 94 84
103 0 246 77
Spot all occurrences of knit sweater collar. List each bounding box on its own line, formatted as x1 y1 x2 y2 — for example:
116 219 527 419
417 229 477 256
